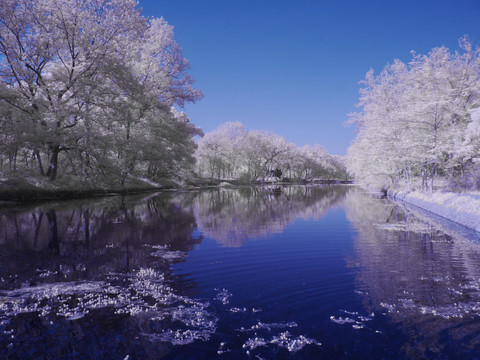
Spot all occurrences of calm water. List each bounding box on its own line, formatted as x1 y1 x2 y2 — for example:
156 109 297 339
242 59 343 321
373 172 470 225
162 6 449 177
1 185 480 359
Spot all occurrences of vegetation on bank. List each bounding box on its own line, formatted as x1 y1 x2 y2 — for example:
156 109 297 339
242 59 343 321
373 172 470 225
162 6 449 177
0 172 352 202
0 175 173 202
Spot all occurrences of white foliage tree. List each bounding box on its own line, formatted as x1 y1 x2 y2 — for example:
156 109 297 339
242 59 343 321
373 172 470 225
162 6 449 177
0 0 202 183
347 37 480 191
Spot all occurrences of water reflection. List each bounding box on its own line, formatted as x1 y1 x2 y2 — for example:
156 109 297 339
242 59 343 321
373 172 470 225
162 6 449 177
2 186 480 359
0 186 352 359
344 188 480 359
193 185 349 247
0 193 207 359
0 194 201 281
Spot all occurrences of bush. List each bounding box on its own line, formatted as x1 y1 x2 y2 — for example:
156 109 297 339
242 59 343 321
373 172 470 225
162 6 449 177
448 163 480 191
237 172 251 184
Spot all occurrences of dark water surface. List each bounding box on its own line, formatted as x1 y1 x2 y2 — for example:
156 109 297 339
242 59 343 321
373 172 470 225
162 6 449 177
1 185 480 359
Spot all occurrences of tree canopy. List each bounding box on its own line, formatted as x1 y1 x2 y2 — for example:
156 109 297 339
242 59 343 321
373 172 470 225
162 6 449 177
0 0 202 185
346 38 480 191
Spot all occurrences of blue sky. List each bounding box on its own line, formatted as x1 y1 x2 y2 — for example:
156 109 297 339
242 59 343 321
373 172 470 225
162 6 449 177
139 0 480 155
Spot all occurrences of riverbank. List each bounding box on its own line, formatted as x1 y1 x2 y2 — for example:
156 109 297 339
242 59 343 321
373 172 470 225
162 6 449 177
388 190 480 233
0 177 177 203
0 176 353 203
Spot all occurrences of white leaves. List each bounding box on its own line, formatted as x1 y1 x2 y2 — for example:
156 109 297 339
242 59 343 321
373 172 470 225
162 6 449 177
195 122 346 181
347 38 480 189
0 0 202 181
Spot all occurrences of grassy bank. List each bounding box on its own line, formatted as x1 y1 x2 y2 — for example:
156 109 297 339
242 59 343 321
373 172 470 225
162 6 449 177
0 175 181 202
0 174 353 203
388 190 480 233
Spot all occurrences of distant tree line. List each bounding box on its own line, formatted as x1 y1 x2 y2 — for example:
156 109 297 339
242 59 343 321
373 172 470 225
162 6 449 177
195 122 349 182
346 38 480 191
0 0 202 186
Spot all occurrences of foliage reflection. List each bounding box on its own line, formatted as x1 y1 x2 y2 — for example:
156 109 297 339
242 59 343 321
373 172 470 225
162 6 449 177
344 188 480 359
192 185 350 247
0 193 205 359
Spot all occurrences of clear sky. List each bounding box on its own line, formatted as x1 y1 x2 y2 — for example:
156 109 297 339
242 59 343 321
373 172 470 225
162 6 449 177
139 0 480 155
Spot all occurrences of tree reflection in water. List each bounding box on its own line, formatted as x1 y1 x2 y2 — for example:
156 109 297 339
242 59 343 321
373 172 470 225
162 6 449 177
344 188 480 359
0 186 350 359
2 186 480 359
0 193 209 359
193 185 350 247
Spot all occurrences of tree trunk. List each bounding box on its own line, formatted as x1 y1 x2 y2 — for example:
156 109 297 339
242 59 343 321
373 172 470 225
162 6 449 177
34 150 45 176
10 148 17 172
421 166 427 191
46 145 60 181
429 164 435 193
406 164 411 191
